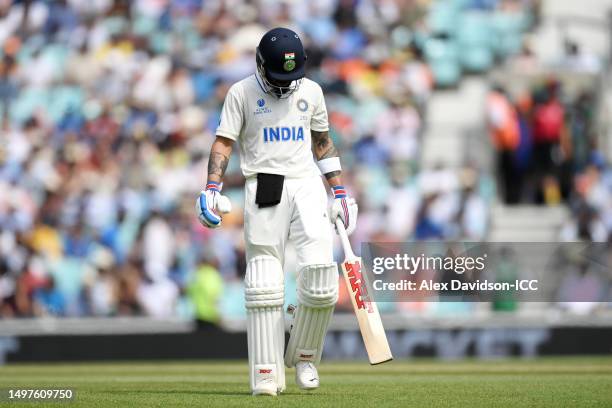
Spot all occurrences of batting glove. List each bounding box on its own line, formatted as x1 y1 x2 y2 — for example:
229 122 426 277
330 185 358 235
196 182 232 229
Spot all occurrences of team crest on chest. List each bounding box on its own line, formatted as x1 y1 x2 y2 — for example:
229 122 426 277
297 99 308 112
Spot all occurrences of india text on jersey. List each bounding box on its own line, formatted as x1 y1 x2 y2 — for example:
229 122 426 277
263 126 305 142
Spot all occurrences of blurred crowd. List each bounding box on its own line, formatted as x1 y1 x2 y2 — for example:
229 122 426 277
487 76 611 242
0 0 553 321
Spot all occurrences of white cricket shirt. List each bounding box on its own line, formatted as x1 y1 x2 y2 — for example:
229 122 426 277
215 73 329 178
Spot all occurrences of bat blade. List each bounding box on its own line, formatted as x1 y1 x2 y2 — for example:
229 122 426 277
339 257 393 365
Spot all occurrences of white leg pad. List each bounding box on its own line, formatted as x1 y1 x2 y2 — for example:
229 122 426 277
285 263 338 368
245 256 285 393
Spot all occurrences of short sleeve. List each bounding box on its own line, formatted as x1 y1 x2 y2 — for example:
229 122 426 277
216 84 244 140
310 84 329 132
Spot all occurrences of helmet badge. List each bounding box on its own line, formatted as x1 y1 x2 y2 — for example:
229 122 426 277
283 52 296 72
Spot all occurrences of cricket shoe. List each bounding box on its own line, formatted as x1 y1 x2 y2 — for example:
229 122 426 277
296 361 319 390
252 378 277 396
252 364 278 396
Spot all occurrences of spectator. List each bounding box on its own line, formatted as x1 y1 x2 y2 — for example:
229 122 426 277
142 211 175 282
188 262 224 328
486 85 520 204
136 274 179 319
513 92 533 201
557 262 605 314
532 79 564 204
33 276 66 316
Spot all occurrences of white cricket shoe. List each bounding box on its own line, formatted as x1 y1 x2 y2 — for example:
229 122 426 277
296 361 319 390
252 378 277 396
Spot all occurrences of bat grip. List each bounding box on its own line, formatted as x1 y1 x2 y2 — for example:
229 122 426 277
335 217 356 260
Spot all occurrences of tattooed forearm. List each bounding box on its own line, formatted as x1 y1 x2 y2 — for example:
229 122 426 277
319 144 338 160
324 170 341 180
208 151 229 178
205 136 233 184
312 130 342 183
312 130 330 150
312 130 339 160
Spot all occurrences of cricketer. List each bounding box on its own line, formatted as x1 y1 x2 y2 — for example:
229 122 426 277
196 27 358 396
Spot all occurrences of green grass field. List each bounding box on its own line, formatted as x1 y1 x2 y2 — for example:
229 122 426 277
1 357 611 407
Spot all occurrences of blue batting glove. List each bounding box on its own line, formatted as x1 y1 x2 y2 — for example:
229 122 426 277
196 182 231 229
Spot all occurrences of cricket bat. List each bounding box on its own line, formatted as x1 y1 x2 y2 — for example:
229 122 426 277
335 218 393 365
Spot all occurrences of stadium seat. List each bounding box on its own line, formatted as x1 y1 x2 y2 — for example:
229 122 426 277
424 37 461 87
457 12 494 72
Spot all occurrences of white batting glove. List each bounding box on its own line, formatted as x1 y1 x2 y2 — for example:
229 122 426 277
196 182 232 229
330 185 358 235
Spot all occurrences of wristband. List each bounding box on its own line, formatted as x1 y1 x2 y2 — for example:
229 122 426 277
332 185 347 199
317 157 341 175
206 181 221 192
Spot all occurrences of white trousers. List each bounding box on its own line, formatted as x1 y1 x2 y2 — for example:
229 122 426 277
244 174 334 267
243 174 335 392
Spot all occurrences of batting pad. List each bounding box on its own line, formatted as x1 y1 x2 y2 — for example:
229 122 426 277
285 263 339 367
245 255 286 392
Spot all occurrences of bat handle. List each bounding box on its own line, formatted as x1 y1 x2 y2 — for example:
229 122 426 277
335 217 356 260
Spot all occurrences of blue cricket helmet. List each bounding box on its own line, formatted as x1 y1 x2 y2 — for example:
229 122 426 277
256 27 307 98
